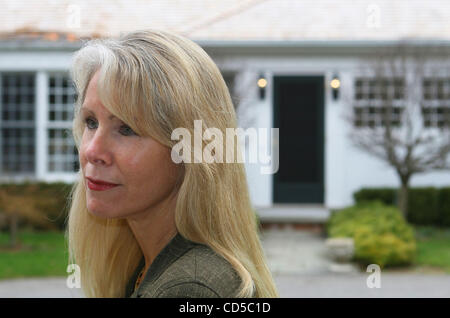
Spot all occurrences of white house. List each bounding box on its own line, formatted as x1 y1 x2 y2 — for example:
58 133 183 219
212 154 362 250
1 0 449 223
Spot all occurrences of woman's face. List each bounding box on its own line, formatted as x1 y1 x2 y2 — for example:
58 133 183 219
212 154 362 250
79 70 181 219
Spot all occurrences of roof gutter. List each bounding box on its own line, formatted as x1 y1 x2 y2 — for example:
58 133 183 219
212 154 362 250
1 38 449 55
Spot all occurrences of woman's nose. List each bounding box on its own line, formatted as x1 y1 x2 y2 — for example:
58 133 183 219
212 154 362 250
84 129 113 165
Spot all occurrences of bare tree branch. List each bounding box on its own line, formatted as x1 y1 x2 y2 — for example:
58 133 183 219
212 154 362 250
343 42 450 217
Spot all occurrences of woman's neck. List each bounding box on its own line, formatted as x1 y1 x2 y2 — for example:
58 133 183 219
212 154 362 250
125 192 178 270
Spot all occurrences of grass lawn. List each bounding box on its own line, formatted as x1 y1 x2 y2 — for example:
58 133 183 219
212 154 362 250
0 229 68 280
1 225 450 280
413 225 450 273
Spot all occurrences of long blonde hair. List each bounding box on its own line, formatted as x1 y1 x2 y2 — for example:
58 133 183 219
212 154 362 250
66 29 278 298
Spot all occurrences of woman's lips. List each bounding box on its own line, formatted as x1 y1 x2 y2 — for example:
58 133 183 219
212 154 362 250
86 178 119 191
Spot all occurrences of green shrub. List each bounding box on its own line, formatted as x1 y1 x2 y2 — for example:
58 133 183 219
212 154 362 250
0 181 74 231
438 188 450 227
353 188 397 206
408 187 440 226
354 187 450 227
327 201 416 268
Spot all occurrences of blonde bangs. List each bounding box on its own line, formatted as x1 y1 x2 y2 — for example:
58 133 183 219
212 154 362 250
73 47 173 147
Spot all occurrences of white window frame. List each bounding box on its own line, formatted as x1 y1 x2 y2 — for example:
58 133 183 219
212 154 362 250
421 76 450 128
43 71 78 183
352 76 406 128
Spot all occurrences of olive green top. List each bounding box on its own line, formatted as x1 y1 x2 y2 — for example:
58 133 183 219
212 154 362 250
125 232 246 298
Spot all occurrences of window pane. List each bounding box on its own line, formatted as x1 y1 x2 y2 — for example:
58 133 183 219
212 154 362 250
48 128 79 172
422 77 450 128
221 72 238 109
47 73 78 172
2 73 35 122
1 73 36 174
48 73 76 122
1 128 35 173
353 77 405 128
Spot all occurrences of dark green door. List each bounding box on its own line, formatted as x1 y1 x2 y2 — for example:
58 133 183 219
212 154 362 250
273 76 324 203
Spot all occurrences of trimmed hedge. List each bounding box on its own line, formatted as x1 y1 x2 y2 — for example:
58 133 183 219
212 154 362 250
353 187 450 227
0 181 74 231
326 201 416 268
354 188 397 206
408 187 440 226
438 188 450 227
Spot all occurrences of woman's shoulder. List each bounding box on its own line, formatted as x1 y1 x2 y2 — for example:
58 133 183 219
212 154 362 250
141 243 243 298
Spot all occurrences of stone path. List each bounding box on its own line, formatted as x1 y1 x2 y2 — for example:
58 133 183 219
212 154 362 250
260 227 450 297
259 226 345 275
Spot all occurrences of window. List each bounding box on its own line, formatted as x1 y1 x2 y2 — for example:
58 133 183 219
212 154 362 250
222 72 239 109
0 73 36 173
49 74 76 121
353 77 405 128
422 78 450 128
47 73 79 172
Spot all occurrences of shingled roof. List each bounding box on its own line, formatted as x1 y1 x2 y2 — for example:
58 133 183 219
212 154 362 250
0 0 449 44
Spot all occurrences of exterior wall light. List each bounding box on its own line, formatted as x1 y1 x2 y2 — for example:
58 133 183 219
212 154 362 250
257 74 267 100
330 75 340 101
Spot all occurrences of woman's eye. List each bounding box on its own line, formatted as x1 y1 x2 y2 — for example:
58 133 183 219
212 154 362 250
85 117 97 130
84 117 137 136
119 125 137 136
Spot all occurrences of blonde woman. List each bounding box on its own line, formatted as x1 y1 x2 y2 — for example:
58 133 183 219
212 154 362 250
66 29 278 298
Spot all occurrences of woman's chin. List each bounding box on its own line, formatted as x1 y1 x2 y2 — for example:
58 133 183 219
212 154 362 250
87 204 113 219
88 209 105 218
89 208 130 220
